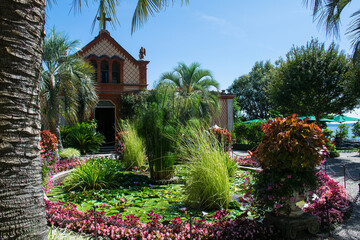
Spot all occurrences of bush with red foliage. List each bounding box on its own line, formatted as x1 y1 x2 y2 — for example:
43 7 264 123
211 127 233 151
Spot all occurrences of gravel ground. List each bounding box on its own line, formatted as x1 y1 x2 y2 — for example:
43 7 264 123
323 152 360 240
232 150 360 239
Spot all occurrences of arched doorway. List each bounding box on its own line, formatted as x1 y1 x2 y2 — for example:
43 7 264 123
95 100 115 146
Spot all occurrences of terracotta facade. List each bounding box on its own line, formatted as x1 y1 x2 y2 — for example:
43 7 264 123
78 30 149 144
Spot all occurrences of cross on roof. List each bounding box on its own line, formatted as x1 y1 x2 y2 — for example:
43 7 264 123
97 12 111 31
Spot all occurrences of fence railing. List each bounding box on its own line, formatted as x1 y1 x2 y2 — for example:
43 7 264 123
323 161 360 188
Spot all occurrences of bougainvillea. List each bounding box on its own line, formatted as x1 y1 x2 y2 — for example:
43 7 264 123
303 171 350 225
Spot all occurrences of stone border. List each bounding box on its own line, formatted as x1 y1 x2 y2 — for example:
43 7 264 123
44 169 74 201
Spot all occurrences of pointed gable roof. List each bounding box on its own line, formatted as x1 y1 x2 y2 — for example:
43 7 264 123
78 30 149 66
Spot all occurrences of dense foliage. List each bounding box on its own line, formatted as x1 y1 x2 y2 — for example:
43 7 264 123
61 120 105 154
268 39 359 125
251 115 328 169
335 123 349 139
59 148 81 161
177 125 230 210
45 200 279 240
158 62 220 123
251 115 328 215
352 120 360 139
228 61 275 120
234 122 264 149
41 29 98 149
117 120 146 170
63 157 121 191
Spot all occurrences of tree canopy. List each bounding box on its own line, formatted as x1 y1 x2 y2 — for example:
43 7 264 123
268 39 360 125
227 61 275 120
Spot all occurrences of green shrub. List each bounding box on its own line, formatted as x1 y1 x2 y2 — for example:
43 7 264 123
59 148 81 160
322 127 334 140
118 120 146 170
61 120 105 154
224 155 237 177
134 87 181 180
326 142 340 158
63 157 119 191
234 122 264 147
335 123 349 139
352 120 360 139
178 125 230 210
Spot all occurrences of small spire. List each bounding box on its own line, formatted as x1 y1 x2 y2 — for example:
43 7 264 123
97 12 111 31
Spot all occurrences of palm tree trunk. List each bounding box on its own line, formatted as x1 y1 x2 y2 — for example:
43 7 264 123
0 1 48 239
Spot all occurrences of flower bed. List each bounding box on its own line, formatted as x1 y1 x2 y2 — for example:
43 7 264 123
303 171 350 224
234 155 259 167
53 158 87 173
45 200 279 240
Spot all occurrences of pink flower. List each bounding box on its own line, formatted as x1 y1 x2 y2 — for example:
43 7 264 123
287 175 292 178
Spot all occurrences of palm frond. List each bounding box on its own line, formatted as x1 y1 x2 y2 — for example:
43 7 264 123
91 0 120 32
304 0 352 38
131 0 189 34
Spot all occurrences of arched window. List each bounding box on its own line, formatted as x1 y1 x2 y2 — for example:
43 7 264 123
112 62 120 83
100 61 109 83
90 60 97 81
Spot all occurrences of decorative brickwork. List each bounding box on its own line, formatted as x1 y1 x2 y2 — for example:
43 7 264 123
76 31 149 143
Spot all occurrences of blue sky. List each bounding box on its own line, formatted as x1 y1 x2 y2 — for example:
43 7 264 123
46 0 360 117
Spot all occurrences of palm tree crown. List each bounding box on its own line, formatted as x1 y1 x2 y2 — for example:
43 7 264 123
159 62 219 95
42 29 98 148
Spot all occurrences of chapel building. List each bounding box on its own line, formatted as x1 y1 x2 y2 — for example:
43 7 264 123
78 29 234 147
78 30 149 145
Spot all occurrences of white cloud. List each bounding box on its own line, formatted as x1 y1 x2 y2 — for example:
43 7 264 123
199 13 247 40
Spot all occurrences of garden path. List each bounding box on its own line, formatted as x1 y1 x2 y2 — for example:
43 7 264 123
324 152 360 240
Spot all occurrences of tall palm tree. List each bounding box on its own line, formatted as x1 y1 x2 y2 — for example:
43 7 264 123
42 29 97 150
0 1 48 239
0 1 188 238
304 0 360 58
159 62 220 122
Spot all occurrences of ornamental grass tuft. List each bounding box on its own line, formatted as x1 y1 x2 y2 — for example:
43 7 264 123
63 157 119 191
117 120 146 170
178 125 230 210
